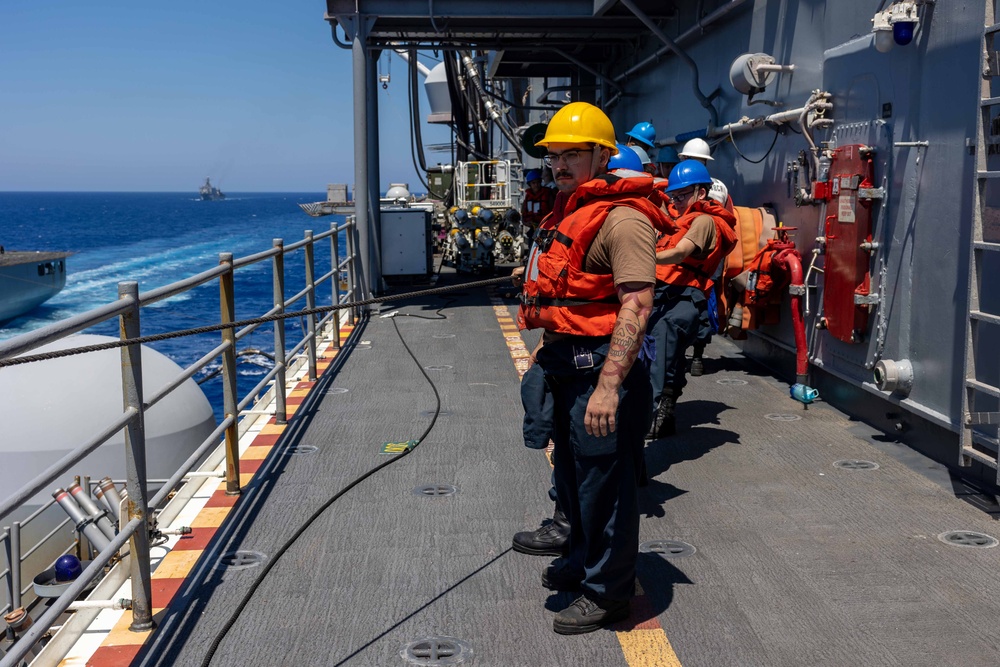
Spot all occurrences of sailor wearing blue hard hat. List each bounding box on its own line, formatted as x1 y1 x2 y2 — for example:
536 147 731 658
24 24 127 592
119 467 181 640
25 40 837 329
624 121 656 150
645 160 738 439
606 143 644 173
655 145 681 179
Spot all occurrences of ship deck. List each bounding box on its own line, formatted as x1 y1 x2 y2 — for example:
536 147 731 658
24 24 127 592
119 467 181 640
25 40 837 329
101 271 1000 667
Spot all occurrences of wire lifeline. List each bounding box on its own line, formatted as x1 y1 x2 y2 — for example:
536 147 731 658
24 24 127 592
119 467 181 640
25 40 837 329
199 306 444 667
0 275 513 368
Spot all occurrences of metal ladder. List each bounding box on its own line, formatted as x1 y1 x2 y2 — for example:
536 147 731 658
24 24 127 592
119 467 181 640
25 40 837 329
962 0 1000 480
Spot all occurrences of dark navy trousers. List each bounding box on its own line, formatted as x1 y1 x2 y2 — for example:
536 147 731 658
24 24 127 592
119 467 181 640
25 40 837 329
647 284 704 401
536 337 652 602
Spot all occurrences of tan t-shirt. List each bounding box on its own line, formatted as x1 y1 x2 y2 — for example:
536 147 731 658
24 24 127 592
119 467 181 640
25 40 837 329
583 206 656 285
684 214 717 260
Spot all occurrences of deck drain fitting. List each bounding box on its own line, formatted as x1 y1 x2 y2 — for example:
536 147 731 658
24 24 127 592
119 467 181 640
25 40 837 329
401 637 472 666
639 539 697 559
432 334 456 339
214 550 267 571
284 445 319 455
327 387 349 394
423 365 453 371
833 459 879 470
765 413 802 421
413 484 458 497
716 378 748 386
937 530 999 549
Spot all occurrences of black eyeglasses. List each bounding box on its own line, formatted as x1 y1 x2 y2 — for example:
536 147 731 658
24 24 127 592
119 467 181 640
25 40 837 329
543 149 594 168
667 188 696 203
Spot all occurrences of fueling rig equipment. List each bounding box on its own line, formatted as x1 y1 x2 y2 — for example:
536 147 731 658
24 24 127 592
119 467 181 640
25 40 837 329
440 159 526 272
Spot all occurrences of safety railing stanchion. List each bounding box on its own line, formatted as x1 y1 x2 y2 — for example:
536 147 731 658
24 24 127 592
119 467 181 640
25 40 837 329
6 522 21 612
118 281 153 631
330 221 341 350
218 255 241 496
78 476 91 561
272 239 288 425
346 215 358 326
304 230 318 381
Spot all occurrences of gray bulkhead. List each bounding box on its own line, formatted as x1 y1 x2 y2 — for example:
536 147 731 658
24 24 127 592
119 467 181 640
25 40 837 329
609 1 987 461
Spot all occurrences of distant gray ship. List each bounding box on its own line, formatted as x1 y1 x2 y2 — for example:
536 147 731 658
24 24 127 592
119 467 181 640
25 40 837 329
199 177 225 200
0 250 70 325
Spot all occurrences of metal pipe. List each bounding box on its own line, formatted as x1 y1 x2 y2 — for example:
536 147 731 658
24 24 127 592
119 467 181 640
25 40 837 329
218 254 241 497
0 517 142 667
77 477 92 560
353 22 374 302
98 478 123 521
331 223 342 351
460 52 522 152
52 489 111 553
118 281 153 632
10 523 20 611
618 0 719 128
67 598 131 611
304 230 318 382
346 217 359 325
231 245 280 269
138 264 227 306
67 484 116 543
368 47 384 294
272 239 288 425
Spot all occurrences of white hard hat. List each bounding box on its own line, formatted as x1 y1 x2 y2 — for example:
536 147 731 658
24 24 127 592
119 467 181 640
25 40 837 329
679 138 714 161
630 145 651 165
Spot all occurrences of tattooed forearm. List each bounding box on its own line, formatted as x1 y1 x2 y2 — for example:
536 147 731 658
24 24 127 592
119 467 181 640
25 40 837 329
600 283 654 386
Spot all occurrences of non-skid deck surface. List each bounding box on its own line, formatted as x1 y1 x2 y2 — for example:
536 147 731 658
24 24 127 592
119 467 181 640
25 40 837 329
133 276 1000 667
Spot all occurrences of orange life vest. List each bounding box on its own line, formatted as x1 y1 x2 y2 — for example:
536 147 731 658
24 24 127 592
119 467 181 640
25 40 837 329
655 199 738 292
517 173 657 336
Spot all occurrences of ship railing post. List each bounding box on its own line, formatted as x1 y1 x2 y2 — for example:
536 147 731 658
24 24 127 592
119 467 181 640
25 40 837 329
346 215 358 326
7 521 22 612
272 240 287 426
304 230 318 382
217 255 241 497
78 476 91 561
118 281 153 631
330 221 341 350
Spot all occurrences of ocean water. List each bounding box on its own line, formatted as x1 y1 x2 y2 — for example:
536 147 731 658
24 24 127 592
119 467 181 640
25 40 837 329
0 192 345 422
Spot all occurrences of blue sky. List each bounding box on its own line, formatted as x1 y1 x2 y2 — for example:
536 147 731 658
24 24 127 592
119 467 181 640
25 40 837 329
0 1 451 192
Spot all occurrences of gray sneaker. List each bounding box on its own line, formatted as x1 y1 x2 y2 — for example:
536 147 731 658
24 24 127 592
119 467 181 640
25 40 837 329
553 595 630 635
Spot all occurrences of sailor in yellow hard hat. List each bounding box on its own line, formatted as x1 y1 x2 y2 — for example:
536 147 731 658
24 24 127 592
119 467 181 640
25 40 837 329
513 101 656 635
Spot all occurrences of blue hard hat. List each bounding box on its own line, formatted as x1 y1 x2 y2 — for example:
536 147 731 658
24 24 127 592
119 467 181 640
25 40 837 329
656 146 680 164
525 169 542 183
607 143 643 172
625 122 656 149
666 160 713 192
55 554 82 582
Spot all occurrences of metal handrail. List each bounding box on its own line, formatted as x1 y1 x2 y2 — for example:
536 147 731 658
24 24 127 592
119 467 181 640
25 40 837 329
0 217 359 666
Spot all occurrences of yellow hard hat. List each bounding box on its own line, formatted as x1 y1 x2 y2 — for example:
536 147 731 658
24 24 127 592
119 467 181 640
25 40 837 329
536 102 618 154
